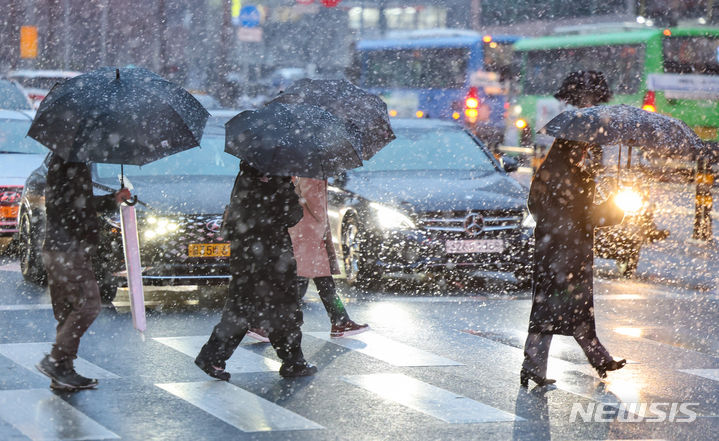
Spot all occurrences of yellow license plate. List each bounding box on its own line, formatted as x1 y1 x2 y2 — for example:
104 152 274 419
188 243 230 257
694 126 717 140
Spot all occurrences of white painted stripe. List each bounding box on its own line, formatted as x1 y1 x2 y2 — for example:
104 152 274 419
306 331 462 367
0 262 20 272
342 373 521 423
0 342 120 379
157 381 324 432
154 336 280 373
0 388 120 441
0 304 53 311
679 369 719 382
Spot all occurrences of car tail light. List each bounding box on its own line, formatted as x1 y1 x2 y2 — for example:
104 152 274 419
642 91 656 112
0 187 22 222
465 86 479 110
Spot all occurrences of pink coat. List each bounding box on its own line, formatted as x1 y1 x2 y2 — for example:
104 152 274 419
288 178 341 278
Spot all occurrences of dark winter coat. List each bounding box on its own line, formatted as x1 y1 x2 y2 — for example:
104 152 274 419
223 161 305 332
527 139 622 335
43 154 117 252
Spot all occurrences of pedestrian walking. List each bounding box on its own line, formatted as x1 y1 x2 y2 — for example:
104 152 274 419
290 177 369 338
195 161 317 380
36 153 131 391
521 137 627 387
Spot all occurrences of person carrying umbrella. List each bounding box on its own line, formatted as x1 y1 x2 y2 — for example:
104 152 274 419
28 66 210 390
289 176 369 338
35 155 131 391
195 161 317 379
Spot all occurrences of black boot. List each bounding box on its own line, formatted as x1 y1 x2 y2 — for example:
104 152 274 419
36 354 98 391
520 368 556 388
595 358 627 379
279 361 317 378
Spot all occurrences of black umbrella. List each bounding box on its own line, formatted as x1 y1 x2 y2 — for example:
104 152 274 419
538 104 705 160
27 66 210 165
269 78 395 160
225 101 362 179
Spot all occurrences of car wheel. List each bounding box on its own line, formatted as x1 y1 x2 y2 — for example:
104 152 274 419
341 216 378 288
19 213 47 285
99 278 118 303
616 250 639 278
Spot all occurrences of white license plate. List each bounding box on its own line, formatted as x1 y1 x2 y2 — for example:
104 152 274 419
445 239 504 254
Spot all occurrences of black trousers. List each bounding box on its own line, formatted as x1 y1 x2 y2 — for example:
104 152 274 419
42 250 102 362
198 277 304 367
297 276 349 326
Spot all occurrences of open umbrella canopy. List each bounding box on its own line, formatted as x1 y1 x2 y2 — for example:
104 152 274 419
27 66 209 165
225 101 363 179
269 78 395 160
538 104 705 159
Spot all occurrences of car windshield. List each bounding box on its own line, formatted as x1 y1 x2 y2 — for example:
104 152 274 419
354 126 497 172
0 119 47 154
0 81 31 110
94 131 238 179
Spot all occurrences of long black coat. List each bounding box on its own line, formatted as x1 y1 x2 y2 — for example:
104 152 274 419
43 154 117 252
223 161 305 332
527 139 622 335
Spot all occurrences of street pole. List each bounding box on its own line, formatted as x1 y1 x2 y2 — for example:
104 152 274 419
100 0 108 65
692 157 714 241
62 0 70 69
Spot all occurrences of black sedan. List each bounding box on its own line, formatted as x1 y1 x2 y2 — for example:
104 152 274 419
327 118 534 288
17 114 238 302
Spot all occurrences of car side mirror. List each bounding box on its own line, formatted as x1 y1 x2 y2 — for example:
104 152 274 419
502 155 519 173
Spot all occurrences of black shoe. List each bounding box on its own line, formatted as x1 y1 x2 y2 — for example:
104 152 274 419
520 368 556 388
595 358 627 379
279 361 317 378
36 354 98 391
194 356 231 381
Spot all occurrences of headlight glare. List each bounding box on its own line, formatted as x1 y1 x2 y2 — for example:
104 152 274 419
370 202 415 230
614 188 644 215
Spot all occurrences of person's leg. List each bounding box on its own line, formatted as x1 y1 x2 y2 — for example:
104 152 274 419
573 321 612 368
522 332 553 378
313 276 350 325
269 325 317 378
197 278 249 368
297 276 310 298
43 250 102 362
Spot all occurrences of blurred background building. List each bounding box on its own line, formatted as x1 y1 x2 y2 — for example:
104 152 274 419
0 0 716 105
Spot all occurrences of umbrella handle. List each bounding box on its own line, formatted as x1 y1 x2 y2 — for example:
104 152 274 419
124 195 138 206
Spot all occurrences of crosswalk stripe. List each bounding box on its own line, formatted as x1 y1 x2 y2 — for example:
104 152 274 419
0 304 53 311
342 373 522 423
306 331 462 367
0 262 20 272
0 342 120 379
0 388 120 441
156 381 324 432
153 336 281 373
679 369 719 382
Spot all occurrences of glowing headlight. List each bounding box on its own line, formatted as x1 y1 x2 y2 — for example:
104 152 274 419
614 188 644 215
143 216 180 239
370 202 415 230
522 213 536 228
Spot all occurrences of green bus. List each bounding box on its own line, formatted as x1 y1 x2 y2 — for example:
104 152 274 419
508 26 719 148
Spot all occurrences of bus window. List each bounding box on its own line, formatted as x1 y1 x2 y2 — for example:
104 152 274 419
663 37 719 75
364 48 469 89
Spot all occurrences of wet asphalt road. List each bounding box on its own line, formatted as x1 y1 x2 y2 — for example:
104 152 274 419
0 251 718 441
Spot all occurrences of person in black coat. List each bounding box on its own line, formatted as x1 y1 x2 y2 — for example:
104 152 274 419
521 138 627 387
37 153 130 391
195 161 317 379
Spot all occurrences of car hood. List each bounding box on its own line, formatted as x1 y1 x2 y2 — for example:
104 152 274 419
1 153 47 186
342 170 528 213
96 175 235 215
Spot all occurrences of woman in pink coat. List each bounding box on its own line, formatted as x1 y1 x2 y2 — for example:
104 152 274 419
289 177 369 338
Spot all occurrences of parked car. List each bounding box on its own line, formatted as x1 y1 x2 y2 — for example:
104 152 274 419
17 113 239 301
0 109 46 252
7 69 82 108
0 79 32 110
326 118 534 288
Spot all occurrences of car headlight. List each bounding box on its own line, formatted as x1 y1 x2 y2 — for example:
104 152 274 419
143 216 180 239
370 202 415 230
613 187 644 215
522 212 536 229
